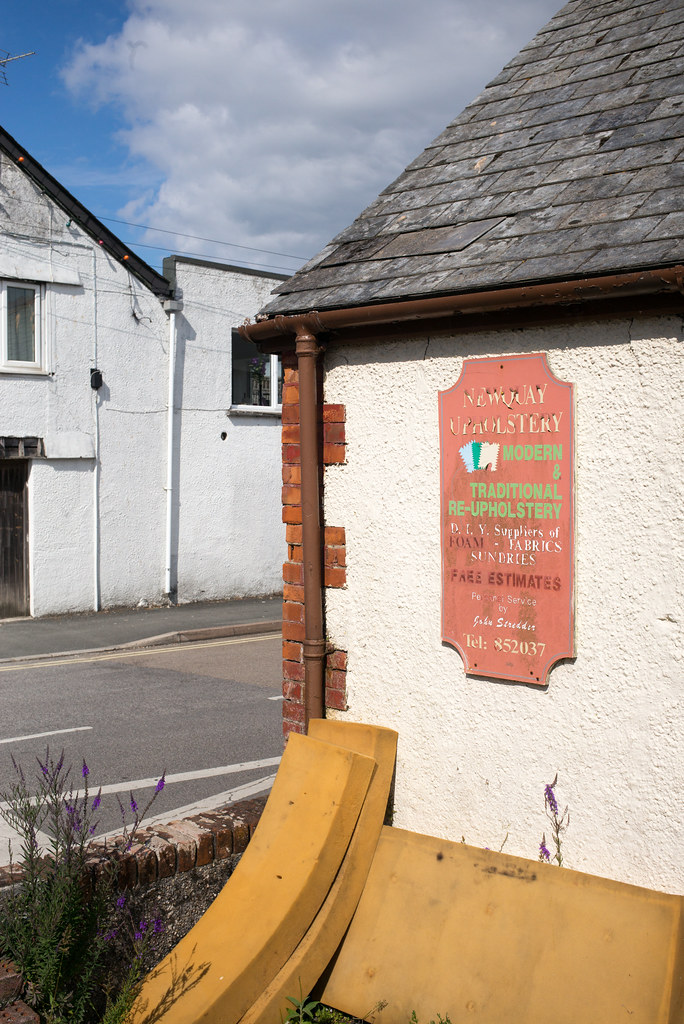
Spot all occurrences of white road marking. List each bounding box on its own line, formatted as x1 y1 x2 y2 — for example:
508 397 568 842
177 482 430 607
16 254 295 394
98 773 278 837
0 755 282 810
0 632 282 672
0 763 280 867
0 726 93 745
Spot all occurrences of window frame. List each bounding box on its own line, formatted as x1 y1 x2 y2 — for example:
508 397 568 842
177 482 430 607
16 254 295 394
229 329 282 415
0 280 44 373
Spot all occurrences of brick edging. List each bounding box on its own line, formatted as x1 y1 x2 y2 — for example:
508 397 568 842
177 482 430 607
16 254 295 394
0 796 267 892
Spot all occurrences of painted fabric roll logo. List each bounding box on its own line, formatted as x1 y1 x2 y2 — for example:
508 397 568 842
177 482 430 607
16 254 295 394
459 441 500 472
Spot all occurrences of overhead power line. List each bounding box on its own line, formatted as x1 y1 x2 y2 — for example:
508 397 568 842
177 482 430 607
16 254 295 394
126 238 298 275
98 215 308 263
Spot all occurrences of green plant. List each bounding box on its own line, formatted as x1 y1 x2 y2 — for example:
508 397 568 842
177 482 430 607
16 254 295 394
410 1012 452 1024
282 992 387 1024
0 749 164 1023
282 982 322 1024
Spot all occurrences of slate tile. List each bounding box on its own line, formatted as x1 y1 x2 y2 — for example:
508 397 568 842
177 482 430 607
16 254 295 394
552 170 636 203
629 56 684 84
332 213 398 245
519 95 591 130
501 251 595 282
569 69 637 98
598 116 684 150
561 214 665 249
651 6 684 30
635 186 684 216
438 262 526 293
498 182 568 214
469 95 529 120
484 67 518 89
627 162 684 192
561 53 633 81
488 161 563 195
370 183 451 216
531 113 605 144
619 39 684 71
576 239 679 273
601 16 659 44
645 211 684 239
607 138 684 171
651 95 684 120
517 82 583 111
552 193 649 227
482 141 555 173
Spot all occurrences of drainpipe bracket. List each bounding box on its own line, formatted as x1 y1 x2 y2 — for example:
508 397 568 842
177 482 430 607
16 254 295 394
302 637 327 661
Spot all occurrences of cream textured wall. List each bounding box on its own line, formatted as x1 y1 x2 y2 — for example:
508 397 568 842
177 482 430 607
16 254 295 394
323 315 684 893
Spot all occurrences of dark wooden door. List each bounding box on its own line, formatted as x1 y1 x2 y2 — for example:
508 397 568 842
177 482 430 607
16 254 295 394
0 460 29 617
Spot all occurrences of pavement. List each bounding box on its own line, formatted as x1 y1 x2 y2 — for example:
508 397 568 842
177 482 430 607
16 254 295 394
0 594 282 662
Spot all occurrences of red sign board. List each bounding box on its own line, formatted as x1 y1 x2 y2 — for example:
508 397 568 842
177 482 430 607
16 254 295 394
439 353 574 685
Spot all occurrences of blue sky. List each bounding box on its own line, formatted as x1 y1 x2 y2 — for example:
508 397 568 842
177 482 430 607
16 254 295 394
1 0 562 277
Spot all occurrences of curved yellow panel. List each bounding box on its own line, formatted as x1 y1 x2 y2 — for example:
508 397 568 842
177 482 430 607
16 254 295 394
240 721 398 1024
320 826 684 1024
127 732 375 1024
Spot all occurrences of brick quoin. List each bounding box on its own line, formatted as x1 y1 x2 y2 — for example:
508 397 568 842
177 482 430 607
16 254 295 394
280 357 349 738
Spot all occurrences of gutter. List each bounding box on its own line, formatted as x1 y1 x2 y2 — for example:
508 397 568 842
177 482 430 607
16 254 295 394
241 265 684 346
240 262 684 728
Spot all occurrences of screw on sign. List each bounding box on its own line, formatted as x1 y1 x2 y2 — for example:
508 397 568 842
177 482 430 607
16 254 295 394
439 353 575 685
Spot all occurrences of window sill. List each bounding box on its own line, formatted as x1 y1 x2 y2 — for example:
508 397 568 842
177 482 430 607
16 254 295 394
0 367 50 377
227 406 282 418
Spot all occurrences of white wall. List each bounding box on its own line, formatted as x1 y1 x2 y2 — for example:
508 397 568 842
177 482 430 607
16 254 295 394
323 315 684 893
170 259 285 602
0 156 284 615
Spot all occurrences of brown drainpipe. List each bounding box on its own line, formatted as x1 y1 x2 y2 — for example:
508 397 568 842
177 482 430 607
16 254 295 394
242 313 327 727
291 317 326 727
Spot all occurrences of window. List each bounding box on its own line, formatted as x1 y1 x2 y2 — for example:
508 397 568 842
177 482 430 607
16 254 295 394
1 281 43 371
231 329 282 411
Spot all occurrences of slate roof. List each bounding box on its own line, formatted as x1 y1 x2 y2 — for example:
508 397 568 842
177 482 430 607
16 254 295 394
264 0 684 316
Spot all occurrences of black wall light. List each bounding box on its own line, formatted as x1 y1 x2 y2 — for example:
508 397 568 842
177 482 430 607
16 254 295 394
90 368 103 390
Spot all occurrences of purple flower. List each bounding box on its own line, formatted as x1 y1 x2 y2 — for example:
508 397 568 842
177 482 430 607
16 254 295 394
92 790 102 811
544 782 559 817
153 918 164 934
138 920 148 933
539 836 551 862
116 894 126 908
129 794 138 813
82 761 89 778
155 774 165 793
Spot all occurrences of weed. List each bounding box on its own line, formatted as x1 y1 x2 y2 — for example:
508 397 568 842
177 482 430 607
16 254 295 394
539 773 569 866
0 748 164 1023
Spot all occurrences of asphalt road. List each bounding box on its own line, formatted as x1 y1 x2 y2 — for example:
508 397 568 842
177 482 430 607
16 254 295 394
0 632 283 863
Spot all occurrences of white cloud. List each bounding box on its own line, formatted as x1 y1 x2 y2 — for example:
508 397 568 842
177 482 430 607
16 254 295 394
62 0 562 269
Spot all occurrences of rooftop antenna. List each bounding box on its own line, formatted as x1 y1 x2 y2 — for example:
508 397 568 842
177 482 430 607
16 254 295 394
0 51 35 87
